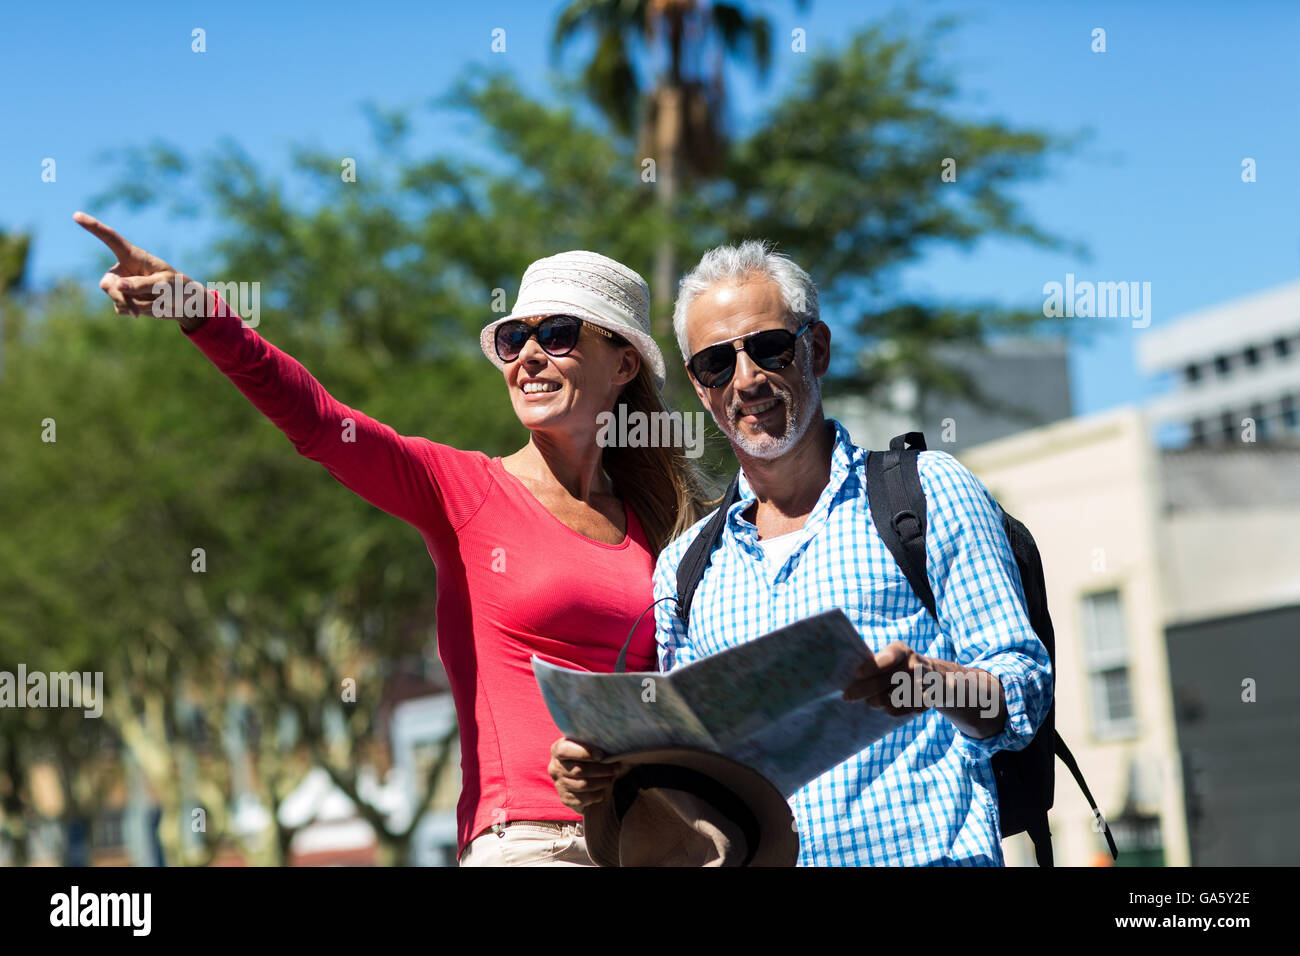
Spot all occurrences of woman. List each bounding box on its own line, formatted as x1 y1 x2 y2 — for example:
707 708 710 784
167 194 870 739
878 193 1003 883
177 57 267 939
74 211 708 866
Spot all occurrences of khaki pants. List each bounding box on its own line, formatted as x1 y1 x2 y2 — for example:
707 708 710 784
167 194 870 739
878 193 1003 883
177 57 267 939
458 821 596 867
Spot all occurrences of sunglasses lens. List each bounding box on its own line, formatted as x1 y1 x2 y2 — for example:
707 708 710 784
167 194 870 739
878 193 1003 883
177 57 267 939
690 344 737 388
495 322 530 361
749 329 798 371
495 316 584 362
537 316 581 355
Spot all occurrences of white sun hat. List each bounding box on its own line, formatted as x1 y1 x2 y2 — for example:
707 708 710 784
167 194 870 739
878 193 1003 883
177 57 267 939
480 250 667 390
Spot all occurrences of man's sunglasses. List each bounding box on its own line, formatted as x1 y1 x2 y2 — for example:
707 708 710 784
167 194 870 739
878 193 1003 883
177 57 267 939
687 321 816 389
494 314 615 363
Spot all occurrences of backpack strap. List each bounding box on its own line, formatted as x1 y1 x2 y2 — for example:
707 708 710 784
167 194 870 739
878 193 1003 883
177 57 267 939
889 431 928 453
675 472 742 626
866 433 937 619
1026 815 1054 867
869 433 1117 866
1055 731 1120 861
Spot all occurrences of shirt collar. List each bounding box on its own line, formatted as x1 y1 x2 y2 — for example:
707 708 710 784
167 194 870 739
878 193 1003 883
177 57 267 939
729 418 863 538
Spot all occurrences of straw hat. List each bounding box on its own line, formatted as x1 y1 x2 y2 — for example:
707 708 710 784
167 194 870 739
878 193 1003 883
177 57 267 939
480 251 666 390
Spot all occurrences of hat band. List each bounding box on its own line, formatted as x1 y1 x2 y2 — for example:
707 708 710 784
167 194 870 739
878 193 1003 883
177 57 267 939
513 281 641 334
614 765 761 867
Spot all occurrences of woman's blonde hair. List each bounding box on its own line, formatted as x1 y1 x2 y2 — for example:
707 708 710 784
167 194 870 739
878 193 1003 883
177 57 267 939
602 362 713 556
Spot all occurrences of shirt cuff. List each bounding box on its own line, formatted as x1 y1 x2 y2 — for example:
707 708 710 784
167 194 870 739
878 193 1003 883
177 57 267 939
956 654 1043 759
182 290 247 359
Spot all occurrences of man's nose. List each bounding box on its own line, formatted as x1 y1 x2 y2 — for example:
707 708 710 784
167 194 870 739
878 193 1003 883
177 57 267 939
730 346 768 392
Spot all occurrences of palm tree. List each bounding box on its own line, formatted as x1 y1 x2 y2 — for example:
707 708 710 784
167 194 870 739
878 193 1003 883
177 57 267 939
553 0 799 333
0 230 29 293
0 228 31 383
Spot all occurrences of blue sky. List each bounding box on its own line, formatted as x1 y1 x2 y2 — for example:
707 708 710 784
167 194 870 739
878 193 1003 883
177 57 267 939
3 0 1298 416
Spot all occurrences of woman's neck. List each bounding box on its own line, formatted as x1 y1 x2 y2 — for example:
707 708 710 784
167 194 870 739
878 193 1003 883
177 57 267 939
505 431 611 503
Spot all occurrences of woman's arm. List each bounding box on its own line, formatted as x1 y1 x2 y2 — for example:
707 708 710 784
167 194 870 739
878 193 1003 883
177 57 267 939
183 291 454 531
74 212 485 535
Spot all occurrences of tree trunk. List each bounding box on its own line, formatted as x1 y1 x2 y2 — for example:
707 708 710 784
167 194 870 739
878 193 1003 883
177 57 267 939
653 83 683 338
1 740 29 866
651 10 688 338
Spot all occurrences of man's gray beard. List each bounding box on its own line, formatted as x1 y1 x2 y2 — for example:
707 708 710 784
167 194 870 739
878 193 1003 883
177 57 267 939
718 351 821 461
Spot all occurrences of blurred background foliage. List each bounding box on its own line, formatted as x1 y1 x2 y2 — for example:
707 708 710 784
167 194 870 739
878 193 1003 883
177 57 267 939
0 6 1075 864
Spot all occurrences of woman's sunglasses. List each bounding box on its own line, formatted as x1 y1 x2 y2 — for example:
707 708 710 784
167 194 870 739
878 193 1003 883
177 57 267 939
687 321 815 389
494 314 615 363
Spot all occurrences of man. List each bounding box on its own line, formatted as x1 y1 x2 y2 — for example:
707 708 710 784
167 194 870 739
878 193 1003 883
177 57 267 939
550 240 1052 866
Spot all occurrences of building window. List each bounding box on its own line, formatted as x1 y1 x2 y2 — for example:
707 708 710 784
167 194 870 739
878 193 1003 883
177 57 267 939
1214 355 1231 376
1275 337 1292 359
1109 810 1165 867
1189 418 1206 445
1183 363 1200 384
1220 411 1236 443
1244 346 1260 366
1081 590 1136 739
1250 402 1268 440
1282 395 1298 429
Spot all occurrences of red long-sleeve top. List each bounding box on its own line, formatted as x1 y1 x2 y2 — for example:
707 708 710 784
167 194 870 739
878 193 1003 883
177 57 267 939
184 293 658 854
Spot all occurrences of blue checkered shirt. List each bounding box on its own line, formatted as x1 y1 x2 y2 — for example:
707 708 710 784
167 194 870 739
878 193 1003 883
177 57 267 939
653 420 1053 866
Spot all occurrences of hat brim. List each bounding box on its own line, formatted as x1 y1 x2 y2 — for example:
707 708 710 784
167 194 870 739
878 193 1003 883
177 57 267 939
583 748 799 867
480 305 667 392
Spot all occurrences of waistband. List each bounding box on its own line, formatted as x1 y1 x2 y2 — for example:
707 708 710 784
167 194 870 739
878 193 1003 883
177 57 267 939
488 819 585 836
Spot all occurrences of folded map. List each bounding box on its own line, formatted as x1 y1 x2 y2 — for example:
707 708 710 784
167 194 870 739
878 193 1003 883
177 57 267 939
532 609 909 797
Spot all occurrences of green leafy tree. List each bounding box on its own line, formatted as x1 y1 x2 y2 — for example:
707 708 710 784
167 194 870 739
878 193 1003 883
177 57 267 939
2 18 1077 865
706 22 1080 415
554 0 798 331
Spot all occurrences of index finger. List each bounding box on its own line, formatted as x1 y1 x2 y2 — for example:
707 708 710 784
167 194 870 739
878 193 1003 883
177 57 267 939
873 642 913 671
552 738 606 762
556 758 620 778
851 647 883 680
73 211 136 261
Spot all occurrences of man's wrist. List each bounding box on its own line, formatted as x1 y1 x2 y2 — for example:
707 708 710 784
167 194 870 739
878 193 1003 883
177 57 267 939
923 658 1007 738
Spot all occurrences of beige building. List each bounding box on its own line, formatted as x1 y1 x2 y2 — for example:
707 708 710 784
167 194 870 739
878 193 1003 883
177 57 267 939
958 400 1300 866
834 279 1300 866
961 406 1187 866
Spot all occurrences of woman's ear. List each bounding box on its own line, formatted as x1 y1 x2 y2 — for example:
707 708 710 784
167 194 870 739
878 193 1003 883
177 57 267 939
613 345 640 387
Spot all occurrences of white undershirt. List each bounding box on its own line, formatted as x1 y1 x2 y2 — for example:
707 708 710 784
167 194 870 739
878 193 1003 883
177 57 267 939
757 529 807 574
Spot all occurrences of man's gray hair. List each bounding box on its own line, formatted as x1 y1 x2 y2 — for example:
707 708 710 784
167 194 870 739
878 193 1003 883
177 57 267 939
672 240 819 358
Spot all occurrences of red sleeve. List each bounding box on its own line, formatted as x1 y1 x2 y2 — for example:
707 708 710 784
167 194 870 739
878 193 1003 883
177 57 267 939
183 290 489 536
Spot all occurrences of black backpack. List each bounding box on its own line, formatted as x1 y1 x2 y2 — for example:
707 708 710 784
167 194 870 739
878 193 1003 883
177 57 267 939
674 431 1119 867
